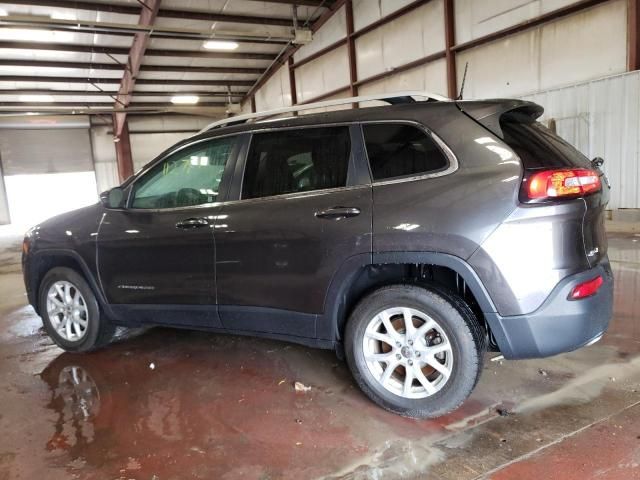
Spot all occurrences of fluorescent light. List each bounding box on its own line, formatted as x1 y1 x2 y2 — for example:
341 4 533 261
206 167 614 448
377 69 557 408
0 28 72 42
51 12 76 21
0 8 8 16
203 40 239 50
171 95 199 105
19 95 55 103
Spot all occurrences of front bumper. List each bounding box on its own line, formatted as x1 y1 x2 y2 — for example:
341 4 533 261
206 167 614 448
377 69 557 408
485 258 614 359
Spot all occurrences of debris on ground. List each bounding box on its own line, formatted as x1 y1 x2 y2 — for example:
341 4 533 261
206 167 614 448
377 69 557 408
149 362 155 370
294 381 311 392
278 379 286 385
538 369 548 377
490 355 504 362
496 407 513 417
295 418 303 424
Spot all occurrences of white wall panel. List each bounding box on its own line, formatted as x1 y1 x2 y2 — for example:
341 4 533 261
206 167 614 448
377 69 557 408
454 0 582 44
455 28 540 98
539 0 627 89
131 133 192 172
358 58 448 97
522 71 640 209
355 0 445 80
353 0 416 31
456 0 627 98
295 5 346 63
255 64 292 111
298 90 352 115
90 124 118 193
295 45 350 103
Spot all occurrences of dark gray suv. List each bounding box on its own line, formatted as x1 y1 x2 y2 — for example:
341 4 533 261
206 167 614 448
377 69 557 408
22 93 613 418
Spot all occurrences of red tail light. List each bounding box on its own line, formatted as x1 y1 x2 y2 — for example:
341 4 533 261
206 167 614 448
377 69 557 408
568 275 603 300
522 169 601 202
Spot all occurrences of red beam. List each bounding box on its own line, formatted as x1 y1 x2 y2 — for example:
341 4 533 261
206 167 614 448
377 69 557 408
114 115 134 182
0 41 275 60
287 56 298 106
444 0 457 98
0 0 310 27
114 0 159 156
0 76 254 86
630 0 640 70
345 0 358 101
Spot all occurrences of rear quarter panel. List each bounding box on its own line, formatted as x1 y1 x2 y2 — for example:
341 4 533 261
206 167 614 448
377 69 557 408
372 108 521 260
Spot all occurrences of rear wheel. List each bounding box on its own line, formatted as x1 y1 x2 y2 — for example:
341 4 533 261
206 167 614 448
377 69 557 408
345 284 484 418
39 267 117 352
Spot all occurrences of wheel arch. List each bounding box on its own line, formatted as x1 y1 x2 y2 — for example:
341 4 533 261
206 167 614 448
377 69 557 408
26 249 107 315
320 251 500 346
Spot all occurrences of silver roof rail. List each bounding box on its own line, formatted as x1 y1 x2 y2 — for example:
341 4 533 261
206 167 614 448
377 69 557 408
198 90 450 133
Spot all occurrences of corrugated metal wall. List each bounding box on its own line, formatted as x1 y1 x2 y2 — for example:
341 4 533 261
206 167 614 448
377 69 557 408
522 71 640 209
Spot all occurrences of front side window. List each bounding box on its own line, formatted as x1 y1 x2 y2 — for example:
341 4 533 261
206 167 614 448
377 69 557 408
131 136 236 209
363 124 449 181
242 126 351 200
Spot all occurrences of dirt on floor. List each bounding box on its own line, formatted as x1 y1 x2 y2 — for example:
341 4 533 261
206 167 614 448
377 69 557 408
0 233 638 479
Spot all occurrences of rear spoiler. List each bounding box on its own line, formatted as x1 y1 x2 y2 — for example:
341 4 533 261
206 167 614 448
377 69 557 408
456 99 544 139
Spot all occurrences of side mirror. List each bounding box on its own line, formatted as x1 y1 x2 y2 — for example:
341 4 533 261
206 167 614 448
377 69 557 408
99 187 125 209
592 157 604 169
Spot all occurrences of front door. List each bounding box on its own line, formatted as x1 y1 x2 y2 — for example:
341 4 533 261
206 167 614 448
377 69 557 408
214 125 372 338
97 134 239 328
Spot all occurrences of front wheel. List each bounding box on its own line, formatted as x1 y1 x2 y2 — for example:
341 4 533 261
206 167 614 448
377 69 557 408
39 267 117 353
345 285 485 418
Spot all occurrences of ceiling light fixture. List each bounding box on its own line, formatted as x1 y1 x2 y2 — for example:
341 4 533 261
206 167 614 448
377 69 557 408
0 28 72 42
51 12 77 21
0 8 8 16
203 40 239 50
171 95 200 105
19 94 55 103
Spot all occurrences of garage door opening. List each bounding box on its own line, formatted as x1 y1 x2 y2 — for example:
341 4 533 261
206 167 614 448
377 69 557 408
0 122 98 229
4 171 98 228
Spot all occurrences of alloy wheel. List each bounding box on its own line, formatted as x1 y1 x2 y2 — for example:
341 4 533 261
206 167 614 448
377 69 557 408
362 307 453 399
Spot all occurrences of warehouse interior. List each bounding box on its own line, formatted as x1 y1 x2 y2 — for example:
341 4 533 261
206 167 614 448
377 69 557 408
0 0 640 478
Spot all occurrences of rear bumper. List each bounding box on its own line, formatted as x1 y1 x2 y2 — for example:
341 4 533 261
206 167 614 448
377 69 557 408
485 258 614 359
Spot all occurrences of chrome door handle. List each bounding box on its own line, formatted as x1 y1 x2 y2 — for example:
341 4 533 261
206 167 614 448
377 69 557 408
176 217 209 229
314 207 361 220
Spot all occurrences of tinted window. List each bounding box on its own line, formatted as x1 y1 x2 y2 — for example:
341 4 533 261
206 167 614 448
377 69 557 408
500 113 591 169
363 124 448 181
131 136 235 209
242 127 350 200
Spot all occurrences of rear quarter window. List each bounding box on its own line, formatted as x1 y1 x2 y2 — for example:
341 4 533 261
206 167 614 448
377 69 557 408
363 124 449 181
500 113 592 170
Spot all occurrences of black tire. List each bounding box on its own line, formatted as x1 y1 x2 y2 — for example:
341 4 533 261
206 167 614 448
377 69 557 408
39 267 117 353
345 284 485 418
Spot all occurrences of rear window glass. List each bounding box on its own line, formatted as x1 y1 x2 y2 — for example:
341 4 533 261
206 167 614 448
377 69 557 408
242 126 350 200
500 113 591 169
363 124 449 181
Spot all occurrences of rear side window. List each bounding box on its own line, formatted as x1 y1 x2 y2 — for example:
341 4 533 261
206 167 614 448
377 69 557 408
500 113 591 169
363 124 448 181
242 126 351 200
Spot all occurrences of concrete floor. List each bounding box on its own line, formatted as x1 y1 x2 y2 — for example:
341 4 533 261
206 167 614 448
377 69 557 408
0 232 639 480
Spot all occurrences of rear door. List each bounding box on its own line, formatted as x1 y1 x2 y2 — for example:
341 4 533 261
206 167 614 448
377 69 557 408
213 125 372 339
